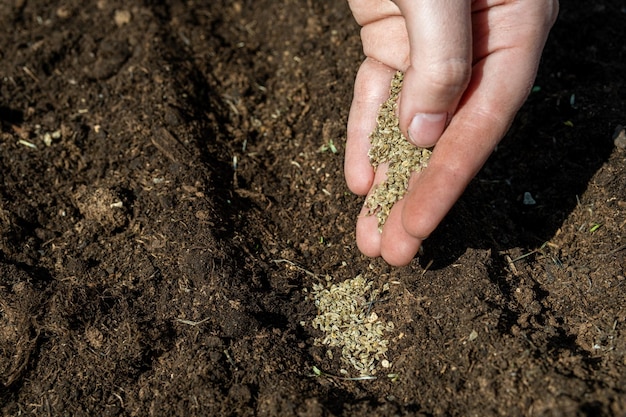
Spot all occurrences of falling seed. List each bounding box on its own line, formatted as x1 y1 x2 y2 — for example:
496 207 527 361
613 125 626 149
366 71 432 231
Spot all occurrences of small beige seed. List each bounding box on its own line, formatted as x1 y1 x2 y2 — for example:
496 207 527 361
366 72 432 230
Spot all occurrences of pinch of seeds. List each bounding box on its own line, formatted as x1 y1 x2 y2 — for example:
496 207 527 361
366 71 432 231
309 275 392 376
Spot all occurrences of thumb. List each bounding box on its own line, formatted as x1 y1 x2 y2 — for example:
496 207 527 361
394 0 472 147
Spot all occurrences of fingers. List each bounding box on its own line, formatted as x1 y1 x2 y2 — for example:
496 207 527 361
472 0 559 63
345 58 396 195
348 0 400 26
380 197 422 266
398 36 549 257
398 105 506 251
360 16 410 71
394 0 472 147
372 18 553 265
356 203 383 257
392 0 558 257
356 164 422 266
356 0 474 147
355 164 388 257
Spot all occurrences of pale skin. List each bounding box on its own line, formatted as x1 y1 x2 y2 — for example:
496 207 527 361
345 0 559 266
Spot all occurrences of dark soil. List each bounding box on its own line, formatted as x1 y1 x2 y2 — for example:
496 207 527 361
1 0 625 416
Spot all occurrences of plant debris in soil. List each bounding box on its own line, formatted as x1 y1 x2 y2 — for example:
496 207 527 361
366 71 433 230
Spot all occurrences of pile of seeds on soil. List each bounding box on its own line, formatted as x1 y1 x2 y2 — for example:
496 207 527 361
308 275 393 376
366 71 432 231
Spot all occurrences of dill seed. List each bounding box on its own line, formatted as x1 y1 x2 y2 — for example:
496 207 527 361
309 275 394 376
366 72 432 231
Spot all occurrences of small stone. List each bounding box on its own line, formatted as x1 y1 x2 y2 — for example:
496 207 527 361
114 9 132 27
523 192 536 205
43 132 52 147
56 6 71 19
469 330 478 341
612 125 626 149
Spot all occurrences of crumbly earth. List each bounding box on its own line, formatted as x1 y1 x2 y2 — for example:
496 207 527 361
1 1 625 416
367 72 432 230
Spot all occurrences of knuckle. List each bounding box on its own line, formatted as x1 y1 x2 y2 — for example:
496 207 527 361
422 58 471 96
403 215 433 242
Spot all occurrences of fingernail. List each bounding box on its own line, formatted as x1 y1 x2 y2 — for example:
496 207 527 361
408 112 447 147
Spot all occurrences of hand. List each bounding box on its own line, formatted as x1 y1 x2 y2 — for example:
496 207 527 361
345 0 558 266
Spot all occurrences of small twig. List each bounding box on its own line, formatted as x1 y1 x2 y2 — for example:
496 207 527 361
510 242 550 263
505 254 519 276
421 259 434 277
341 375 377 381
224 349 238 370
364 297 391 316
308 366 377 381
272 259 318 278
112 392 124 409
601 244 626 257
175 317 210 326
22 66 39 83
18 139 37 149
510 249 539 263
